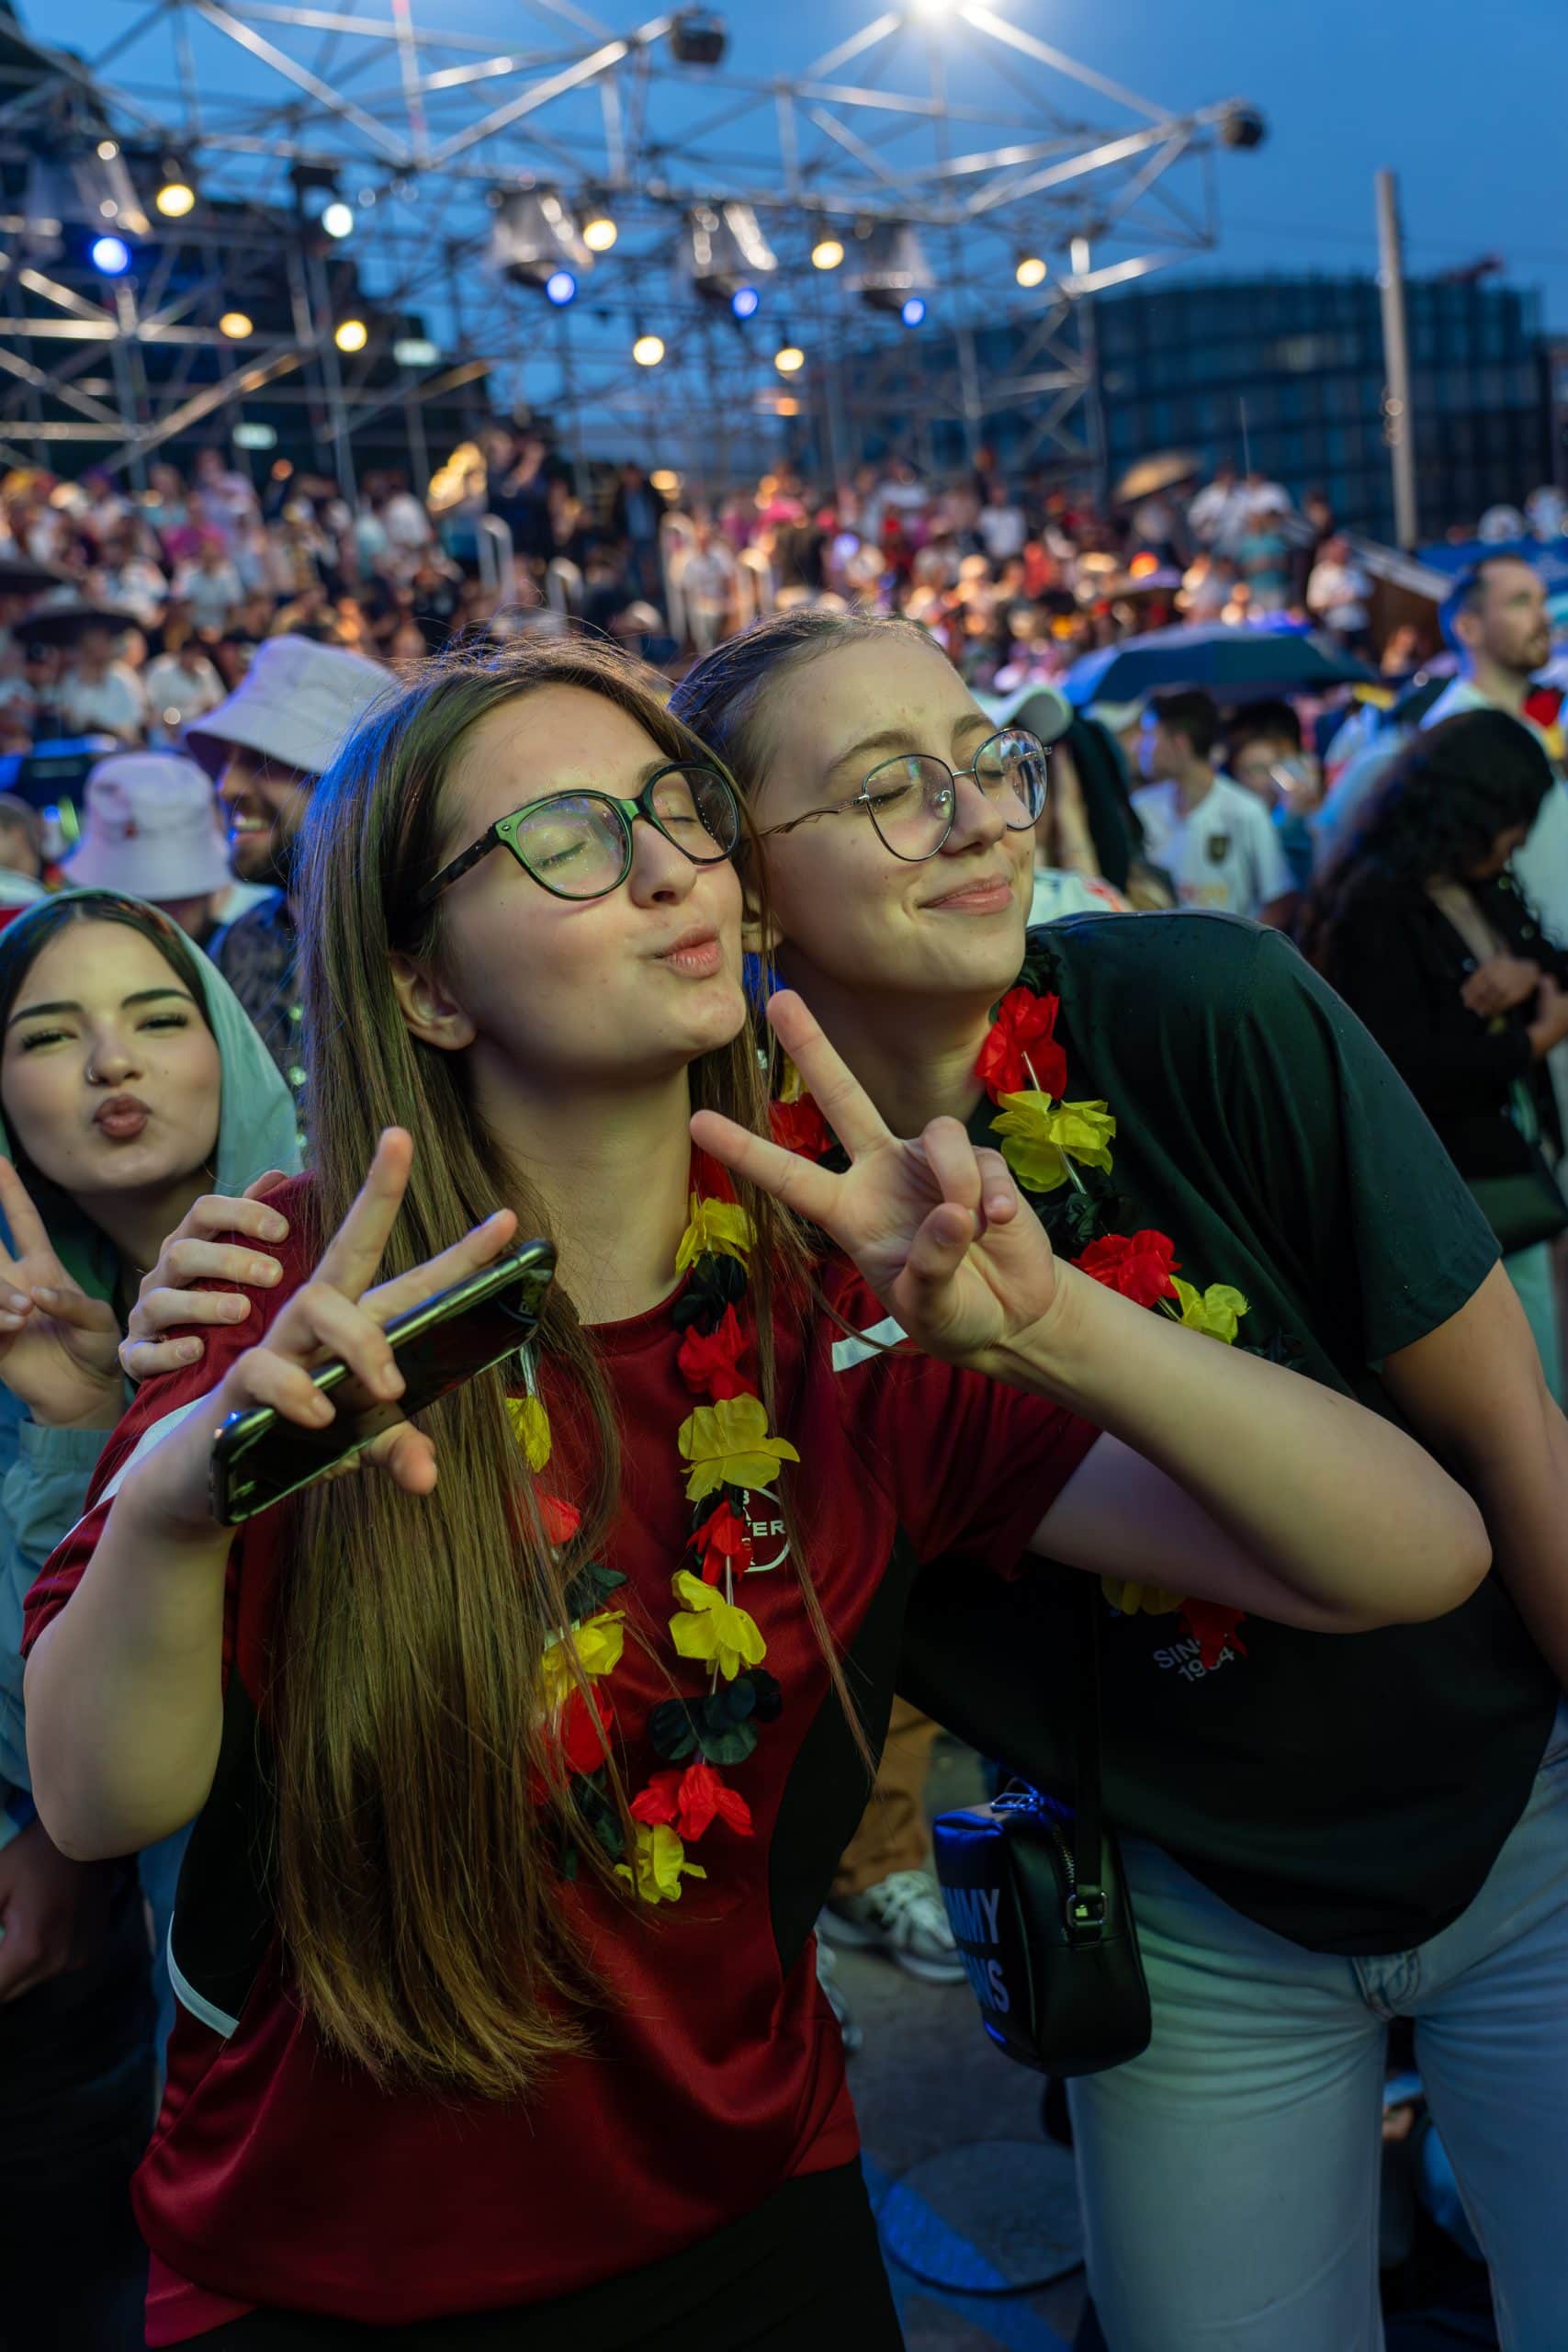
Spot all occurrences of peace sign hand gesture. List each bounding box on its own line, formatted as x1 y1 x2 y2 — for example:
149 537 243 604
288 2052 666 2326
0 1159 123 1430
690 992 1059 1370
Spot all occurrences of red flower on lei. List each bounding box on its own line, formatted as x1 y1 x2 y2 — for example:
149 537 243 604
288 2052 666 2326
1076 1229 1179 1310
692 1495 753 1585
1179 1600 1249 1674
676 1305 750 1401
975 986 1068 1102
632 1758 754 1841
769 1095 834 1159
529 1680 615 1802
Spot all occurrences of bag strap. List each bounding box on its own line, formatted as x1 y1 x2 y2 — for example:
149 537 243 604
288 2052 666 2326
1067 1575 1110 1942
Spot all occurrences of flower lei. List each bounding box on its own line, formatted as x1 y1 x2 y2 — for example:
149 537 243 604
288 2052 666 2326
771 956 1263 1675
513 1171 794 1905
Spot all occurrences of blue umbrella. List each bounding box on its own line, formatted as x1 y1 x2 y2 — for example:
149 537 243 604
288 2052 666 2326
1064 625 1376 709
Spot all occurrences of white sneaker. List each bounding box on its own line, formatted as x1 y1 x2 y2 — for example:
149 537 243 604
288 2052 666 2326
815 1936 863 2053
819 1869 965 1984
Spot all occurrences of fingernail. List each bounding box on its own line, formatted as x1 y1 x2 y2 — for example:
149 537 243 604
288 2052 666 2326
0 1311 18 1330
262 1215 288 1239
378 1366 404 1398
30 1285 54 1304
179 1338 203 1361
249 1261 280 1284
3 1291 28 1312
225 1297 251 1321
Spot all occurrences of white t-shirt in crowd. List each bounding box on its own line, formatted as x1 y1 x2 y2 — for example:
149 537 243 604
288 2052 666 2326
1132 774 1294 919
58 662 147 740
978 504 1028 563
1029 868 1131 926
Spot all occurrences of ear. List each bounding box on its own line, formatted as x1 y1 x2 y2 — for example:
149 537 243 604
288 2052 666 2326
739 857 782 962
389 951 476 1055
1452 605 1483 653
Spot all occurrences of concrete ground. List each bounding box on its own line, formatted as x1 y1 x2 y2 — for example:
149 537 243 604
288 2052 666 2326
838 1735 1089 2352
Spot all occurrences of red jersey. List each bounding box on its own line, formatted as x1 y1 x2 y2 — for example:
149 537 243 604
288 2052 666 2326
25 1179 1096 2338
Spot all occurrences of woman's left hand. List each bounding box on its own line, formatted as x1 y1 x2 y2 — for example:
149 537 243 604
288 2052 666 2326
1461 953 1540 1019
690 991 1057 1365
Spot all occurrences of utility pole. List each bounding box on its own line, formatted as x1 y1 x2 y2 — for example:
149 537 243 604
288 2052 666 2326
1376 168 1418 550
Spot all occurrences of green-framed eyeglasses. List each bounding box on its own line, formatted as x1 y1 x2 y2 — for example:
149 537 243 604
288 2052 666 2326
415 763 743 910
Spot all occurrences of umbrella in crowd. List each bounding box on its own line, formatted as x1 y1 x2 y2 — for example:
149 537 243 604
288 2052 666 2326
0 555 73 596
17 599 139 646
1063 623 1378 708
1113 451 1202 504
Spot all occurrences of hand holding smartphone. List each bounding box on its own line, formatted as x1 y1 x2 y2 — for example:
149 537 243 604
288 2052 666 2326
210 1238 555 1524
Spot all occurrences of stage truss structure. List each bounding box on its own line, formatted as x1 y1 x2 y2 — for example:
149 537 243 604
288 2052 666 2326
0 0 1265 490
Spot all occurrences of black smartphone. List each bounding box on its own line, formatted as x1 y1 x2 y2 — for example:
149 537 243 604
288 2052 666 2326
209 1238 556 1526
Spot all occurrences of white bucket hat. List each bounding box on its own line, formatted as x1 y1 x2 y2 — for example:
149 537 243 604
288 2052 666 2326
65 752 232 899
184 633 388 783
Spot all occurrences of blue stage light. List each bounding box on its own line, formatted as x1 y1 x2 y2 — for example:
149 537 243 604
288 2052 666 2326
544 269 577 307
90 234 132 276
900 295 926 327
730 285 759 320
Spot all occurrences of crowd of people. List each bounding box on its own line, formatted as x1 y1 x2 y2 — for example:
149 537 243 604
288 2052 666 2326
0 423 1564 2352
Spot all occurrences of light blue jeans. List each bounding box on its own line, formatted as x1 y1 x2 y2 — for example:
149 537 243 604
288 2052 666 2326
1068 1702 1568 2351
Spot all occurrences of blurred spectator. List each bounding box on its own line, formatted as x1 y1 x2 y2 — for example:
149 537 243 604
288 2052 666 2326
1188 461 1241 550
1301 710 1568 1396
0 795 47 928
142 627 225 749
681 523 742 658
1134 686 1296 923
63 752 232 946
1306 536 1372 646
172 535 246 635
187 636 388 1127
610 462 667 603
976 479 1028 566
58 623 146 742
1226 700 1324 892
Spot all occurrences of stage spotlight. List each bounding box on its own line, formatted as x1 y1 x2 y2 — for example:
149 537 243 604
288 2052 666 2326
682 202 777 307
219 311 253 339
488 187 593 292
90 233 131 276
850 220 934 315
321 199 355 240
773 338 805 374
334 316 368 353
582 206 618 253
96 140 119 162
811 234 844 271
545 268 578 307
669 7 727 64
633 331 666 367
1219 104 1268 150
1015 253 1047 288
155 162 197 219
393 335 440 366
901 296 926 328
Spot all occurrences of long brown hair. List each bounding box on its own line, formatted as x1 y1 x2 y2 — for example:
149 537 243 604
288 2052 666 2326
282 637 839 2100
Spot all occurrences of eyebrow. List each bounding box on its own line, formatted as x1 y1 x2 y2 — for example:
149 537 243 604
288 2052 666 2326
6 987 195 1031
825 710 992 782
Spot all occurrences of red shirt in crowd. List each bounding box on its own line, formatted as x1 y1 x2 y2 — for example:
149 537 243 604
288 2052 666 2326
24 1179 1098 2340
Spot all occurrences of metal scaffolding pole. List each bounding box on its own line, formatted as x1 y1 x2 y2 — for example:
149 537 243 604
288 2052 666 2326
1375 167 1418 552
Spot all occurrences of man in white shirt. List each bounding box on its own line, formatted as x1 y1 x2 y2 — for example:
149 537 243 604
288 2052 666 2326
57 625 147 743
1133 687 1296 925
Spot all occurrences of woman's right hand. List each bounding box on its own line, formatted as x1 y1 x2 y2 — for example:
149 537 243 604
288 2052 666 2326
0 1159 122 1430
119 1129 518 1544
119 1171 292 1384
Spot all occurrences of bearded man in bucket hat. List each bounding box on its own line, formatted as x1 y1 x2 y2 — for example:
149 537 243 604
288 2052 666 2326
186 635 387 1135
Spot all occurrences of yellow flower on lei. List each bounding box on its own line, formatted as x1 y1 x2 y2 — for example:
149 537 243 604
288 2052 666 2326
669 1568 767 1680
989 1091 1117 1193
539 1610 626 1711
1100 1577 1185 1617
505 1394 551 1472
1167 1276 1249 1344
616 1821 707 1905
674 1192 756 1273
678 1394 800 1501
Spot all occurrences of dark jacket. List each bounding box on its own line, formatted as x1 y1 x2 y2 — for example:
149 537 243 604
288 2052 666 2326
1314 867 1568 1181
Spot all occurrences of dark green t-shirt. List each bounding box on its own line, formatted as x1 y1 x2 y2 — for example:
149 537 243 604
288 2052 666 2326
900 910 1560 1955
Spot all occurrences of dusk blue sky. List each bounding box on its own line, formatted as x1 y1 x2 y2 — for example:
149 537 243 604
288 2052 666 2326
61 0 1568 326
